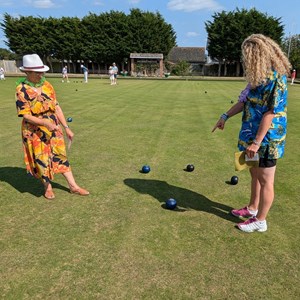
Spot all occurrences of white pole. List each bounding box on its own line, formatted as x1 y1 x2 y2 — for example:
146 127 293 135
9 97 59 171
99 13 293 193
287 32 292 59
287 22 296 59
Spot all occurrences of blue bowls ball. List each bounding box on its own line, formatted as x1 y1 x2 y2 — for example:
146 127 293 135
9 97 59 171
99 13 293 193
141 165 150 173
166 198 177 210
67 117 73 122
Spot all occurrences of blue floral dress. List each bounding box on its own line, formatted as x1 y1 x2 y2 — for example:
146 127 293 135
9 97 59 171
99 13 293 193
238 71 288 159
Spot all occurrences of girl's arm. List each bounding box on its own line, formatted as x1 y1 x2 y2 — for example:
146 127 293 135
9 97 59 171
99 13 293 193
245 110 275 158
212 101 244 132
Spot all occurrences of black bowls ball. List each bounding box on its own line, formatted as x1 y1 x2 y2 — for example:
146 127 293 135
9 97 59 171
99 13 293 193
186 164 195 172
230 176 239 185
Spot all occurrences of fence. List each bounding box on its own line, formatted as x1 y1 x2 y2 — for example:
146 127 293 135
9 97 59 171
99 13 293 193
0 60 21 73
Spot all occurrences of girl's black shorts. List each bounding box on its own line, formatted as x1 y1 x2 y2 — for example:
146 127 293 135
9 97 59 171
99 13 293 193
259 158 277 168
259 145 277 168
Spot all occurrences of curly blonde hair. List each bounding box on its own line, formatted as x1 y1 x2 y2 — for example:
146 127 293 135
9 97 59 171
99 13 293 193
242 34 291 87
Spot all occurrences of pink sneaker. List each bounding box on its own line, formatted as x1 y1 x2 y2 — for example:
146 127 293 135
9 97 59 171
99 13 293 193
231 206 257 218
237 217 267 233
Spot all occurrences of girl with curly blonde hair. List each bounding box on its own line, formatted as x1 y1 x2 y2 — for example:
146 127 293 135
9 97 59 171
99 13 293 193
242 34 291 87
213 34 291 233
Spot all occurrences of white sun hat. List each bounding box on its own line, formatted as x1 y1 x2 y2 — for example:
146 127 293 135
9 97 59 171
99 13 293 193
19 54 49 72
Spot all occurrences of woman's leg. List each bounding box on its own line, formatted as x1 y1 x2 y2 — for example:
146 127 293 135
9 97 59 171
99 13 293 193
62 171 77 189
62 171 89 195
44 181 55 199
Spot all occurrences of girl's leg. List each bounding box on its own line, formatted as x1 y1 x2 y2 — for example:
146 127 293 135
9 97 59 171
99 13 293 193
237 166 276 232
231 167 260 217
256 166 276 221
248 167 261 211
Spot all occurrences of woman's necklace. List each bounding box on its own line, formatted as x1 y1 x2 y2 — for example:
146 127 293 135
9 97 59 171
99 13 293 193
24 77 45 88
16 76 45 88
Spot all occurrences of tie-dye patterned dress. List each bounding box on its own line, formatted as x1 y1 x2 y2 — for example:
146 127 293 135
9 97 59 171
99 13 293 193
16 78 71 183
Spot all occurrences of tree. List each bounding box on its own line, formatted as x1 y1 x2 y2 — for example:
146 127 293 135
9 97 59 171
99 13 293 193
128 9 176 57
54 17 85 73
205 8 285 76
2 14 43 55
0 48 16 60
81 11 130 67
282 34 300 70
1 10 177 73
1 14 54 69
171 60 191 76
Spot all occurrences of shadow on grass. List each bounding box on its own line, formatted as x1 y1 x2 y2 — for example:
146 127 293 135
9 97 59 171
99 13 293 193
124 178 238 222
0 166 69 197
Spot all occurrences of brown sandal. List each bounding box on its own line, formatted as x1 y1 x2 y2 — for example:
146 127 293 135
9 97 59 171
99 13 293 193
70 187 89 196
44 189 55 200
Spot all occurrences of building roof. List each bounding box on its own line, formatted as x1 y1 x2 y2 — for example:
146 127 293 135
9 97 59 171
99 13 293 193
167 47 206 63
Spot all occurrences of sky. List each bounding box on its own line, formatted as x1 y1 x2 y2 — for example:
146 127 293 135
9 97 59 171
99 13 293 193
0 0 299 50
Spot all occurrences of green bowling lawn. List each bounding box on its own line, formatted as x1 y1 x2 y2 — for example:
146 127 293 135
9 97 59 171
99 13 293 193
0 76 299 299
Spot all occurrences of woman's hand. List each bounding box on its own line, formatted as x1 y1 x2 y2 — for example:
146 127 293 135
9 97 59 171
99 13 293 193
65 127 74 141
212 118 225 132
44 120 59 132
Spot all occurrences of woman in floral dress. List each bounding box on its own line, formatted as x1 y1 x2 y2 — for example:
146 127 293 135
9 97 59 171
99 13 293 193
16 54 89 199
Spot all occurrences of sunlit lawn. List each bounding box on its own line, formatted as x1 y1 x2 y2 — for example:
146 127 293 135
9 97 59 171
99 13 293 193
0 76 299 299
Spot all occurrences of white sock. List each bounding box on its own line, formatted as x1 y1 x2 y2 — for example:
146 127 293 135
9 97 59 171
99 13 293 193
255 218 266 224
247 207 257 214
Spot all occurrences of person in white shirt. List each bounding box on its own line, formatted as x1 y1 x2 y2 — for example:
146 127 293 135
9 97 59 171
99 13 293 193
81 64 88 83
62 66 69 83
0 67 5 80
108 66 114 85
112 63 118 85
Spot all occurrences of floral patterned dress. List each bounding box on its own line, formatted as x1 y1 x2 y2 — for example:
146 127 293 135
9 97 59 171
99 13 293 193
238 71 288 159
16 77 71 182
